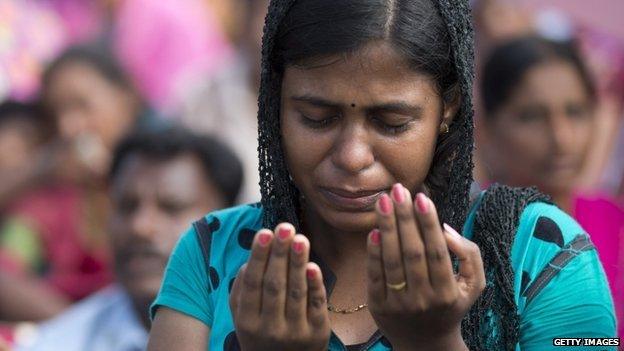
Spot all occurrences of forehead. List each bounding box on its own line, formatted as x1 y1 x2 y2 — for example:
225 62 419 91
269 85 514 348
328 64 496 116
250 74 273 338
112 153 209 196
281 41 439 103
513 61 589 103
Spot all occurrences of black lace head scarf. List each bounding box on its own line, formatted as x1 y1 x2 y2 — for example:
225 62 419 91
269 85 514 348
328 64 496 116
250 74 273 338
256 0 528 349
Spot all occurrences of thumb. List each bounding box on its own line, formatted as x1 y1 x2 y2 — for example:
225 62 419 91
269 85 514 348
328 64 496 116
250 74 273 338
442 223 486 292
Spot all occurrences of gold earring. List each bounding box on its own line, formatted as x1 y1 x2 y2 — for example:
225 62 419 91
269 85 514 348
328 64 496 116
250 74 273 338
440 122 449 134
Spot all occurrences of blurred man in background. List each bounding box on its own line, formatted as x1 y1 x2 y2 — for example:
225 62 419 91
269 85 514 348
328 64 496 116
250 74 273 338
17 126 243 350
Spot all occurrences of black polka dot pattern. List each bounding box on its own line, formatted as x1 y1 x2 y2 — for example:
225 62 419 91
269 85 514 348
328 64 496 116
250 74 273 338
209 267 220 289
237 228 256 250
521 270 531 295
209 217 221 233
223 331 241 350
228 277 236 294
533 217 564 247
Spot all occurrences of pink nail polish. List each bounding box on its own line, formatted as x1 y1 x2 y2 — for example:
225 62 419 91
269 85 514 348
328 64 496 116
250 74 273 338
391 184 404 203
370 229 381 245
306 268 316 280
293 241 304 254
379 194 392 214
278 227 291 240
416 193 429 213
258 233 272 246
443 223 461 238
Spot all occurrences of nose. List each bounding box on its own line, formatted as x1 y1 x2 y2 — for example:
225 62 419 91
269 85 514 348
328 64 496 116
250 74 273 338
130 205 158 240
330 124 375 174
58 110 88 140
549 112 575 153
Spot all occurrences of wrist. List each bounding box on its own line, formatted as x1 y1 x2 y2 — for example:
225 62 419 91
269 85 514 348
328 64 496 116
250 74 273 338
392 328 467 351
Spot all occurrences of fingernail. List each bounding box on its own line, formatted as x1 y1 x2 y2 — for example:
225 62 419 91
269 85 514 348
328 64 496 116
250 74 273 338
306 268 316 280
258 232 272 246
416 193 429 213
443 223 461 238
391 183 405 203
278 226 291 240
292 241 304 254
379 194 392 214
370 229 380 245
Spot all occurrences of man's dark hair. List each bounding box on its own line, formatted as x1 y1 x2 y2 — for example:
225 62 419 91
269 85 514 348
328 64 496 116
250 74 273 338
481 36 596 116
109 126 244 206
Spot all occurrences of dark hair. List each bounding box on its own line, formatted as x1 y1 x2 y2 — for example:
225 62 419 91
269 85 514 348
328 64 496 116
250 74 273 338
481 36 596 116
258 0 475 232
109 126 244 207
42 44 135 94
0 100 40 125
0 99 52 138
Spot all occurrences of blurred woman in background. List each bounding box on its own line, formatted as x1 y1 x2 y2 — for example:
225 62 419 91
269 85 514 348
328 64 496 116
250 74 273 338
479 36 623 336
0 45 161 314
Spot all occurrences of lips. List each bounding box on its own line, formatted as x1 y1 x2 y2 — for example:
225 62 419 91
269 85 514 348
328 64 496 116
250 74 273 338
319 186 387 211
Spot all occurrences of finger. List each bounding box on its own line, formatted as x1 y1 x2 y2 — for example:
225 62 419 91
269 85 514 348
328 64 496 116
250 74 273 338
414 193 455 289
305 263 328 329
261 223 295 322
285 234 310 323
443 223 486 291
229 263 245 316
366 229 385 303
376 193 406 295
390 184 428 288
239 230 273 315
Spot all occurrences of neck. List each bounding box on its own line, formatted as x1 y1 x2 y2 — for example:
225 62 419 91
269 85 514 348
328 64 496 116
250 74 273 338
550 190 574 214
130 296 152 331
302 209 369 278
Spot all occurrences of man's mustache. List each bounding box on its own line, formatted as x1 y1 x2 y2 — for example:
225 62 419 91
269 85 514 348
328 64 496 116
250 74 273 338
115 245 166 263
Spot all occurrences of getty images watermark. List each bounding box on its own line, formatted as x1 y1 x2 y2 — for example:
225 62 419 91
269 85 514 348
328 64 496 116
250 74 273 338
553 338 621 348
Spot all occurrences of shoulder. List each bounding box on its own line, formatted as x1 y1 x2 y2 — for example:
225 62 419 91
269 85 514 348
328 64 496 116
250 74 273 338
192 203 264 257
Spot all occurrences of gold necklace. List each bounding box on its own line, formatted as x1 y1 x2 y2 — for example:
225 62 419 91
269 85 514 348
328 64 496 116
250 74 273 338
327 302 368 314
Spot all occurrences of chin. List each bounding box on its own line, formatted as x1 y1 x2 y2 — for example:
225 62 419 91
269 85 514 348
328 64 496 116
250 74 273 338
121 275 162 301
317 208 377 234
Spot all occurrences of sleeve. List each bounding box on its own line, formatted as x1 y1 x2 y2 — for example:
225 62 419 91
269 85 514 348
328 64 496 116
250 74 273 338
515 204 617 350
150 225 214 327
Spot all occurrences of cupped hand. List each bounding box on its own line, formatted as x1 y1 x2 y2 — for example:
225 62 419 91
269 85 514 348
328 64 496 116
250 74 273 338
367 184 485 351
229 223 331 351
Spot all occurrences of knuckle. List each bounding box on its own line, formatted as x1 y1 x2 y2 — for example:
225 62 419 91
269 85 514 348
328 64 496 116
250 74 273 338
403 248 424 263
426 247 448 262
263 277 285 296
468 241 481 255
288 287 306 301
436 290 458 306
384 258 403 272
242 274 262 290
368 249 383 261
309 294 327 309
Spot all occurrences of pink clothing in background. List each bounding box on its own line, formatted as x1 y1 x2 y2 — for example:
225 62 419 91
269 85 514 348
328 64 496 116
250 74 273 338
2 185 113 301
113 0 233 113
44 0 103 44
574 195 624 337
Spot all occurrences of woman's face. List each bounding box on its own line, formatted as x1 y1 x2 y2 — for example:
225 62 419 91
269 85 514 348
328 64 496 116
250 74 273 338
484 60 595 196
45 61 138 151
281 41 454 234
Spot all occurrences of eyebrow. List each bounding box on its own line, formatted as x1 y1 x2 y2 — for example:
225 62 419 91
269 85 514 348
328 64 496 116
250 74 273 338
290 94 423 116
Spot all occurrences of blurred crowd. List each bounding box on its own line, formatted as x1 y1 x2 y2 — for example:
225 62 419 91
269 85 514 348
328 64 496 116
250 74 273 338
0 0 621 348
